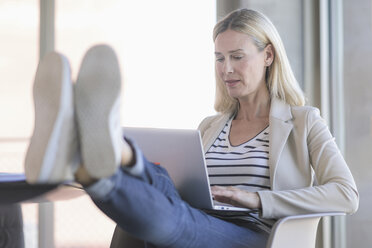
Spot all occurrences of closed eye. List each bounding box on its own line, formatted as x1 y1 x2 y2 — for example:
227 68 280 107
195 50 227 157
232 55 243 60
216 57 225 62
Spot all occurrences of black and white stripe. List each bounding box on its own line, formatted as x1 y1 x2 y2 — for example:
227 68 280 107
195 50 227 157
205 118 273 231
206 119 271 192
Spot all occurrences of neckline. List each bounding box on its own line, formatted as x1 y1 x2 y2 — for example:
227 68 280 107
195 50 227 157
226 118 269 147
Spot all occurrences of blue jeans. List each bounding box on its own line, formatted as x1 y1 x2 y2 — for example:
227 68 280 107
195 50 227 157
86 142 269 248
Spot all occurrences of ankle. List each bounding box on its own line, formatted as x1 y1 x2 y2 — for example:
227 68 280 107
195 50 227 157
74 166 97 187
121 139 135 167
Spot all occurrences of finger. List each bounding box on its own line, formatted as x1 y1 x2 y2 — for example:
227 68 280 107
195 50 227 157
211 186 225 191
211 186 226 194
213 190 234 199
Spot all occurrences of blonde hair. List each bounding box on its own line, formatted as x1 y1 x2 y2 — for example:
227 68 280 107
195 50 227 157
213 9 305 114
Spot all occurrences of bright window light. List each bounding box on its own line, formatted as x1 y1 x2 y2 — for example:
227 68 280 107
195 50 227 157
56 0 217 130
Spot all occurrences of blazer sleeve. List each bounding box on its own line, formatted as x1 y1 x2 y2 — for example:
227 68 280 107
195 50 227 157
258 108 359 219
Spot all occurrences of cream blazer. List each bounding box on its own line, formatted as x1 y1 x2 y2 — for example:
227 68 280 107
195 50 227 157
198 98 359 219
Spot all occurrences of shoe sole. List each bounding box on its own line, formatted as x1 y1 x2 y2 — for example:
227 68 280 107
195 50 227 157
75 45 122 178
25 52 77 184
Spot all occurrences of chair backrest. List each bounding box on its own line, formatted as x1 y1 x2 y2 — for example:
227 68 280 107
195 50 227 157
0 204 25 248
266 212 345 248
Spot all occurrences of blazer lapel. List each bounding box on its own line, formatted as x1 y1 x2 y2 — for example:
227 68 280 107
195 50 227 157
268 98 293 190
202 114 231 152
201 99 293 190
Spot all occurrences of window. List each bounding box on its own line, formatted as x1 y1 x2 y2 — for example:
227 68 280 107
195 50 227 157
54 1 217 246
56 0 217 129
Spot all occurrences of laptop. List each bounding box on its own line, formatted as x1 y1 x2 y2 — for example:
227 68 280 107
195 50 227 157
123 127 254 212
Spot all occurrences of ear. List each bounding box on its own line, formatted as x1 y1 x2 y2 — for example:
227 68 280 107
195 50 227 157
264 44 274 67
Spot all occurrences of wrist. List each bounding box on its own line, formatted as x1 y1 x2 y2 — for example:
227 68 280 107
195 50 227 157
255 192 262 209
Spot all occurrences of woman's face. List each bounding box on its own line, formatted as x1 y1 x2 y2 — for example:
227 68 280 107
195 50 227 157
214 29 273 101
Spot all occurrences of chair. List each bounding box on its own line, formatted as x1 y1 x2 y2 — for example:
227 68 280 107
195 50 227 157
110 212 345 248
0 204 25 248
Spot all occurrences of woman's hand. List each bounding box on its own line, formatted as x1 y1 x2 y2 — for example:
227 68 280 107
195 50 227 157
211 186 262 209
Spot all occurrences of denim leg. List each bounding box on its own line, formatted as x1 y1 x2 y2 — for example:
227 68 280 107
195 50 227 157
131 158 182 202
87 148 268 248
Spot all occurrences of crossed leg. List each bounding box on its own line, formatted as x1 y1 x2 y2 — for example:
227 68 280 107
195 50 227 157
24 45 269 248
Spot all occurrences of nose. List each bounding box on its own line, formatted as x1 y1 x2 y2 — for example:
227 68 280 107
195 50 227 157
223 60 233 74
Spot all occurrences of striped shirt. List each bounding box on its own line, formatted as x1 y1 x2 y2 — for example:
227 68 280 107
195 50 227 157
205 118 274 233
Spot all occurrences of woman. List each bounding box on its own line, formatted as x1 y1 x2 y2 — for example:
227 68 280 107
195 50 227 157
25 9 358 248
202 9 358 219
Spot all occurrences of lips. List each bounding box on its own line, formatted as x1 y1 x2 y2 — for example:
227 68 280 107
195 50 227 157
225 80 240 87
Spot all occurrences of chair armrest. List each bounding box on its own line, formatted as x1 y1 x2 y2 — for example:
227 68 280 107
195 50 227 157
267 212 346 248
